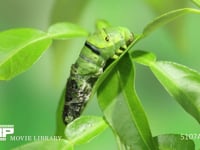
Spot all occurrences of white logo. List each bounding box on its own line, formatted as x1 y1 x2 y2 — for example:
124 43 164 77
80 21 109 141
0 125 62 142
0 125 14 141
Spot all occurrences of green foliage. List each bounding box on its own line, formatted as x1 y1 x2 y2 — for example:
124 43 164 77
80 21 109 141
154 134 195 150
0 29 51 80
12 140 73 150
98 54 156 149
151 61 200 124
0 23 88 80
12 116 107 150
192 0 200 7
65 116 107 144
132 49 200 124
48 23 89 40
1 3 200 150
143 8 200 37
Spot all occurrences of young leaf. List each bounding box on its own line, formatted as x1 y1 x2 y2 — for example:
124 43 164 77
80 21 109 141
154 134 195 150
131 50 200 124
150 61 200 124
56 89 66 137
143 0 187 49
12 139 73 150
143 8 200 37
97 54 156 150
95 19 111 30
0 22 89 80
130 50 156 66
65 116 108 145
48 22 89 40
0 29 51 80
192 0 200 8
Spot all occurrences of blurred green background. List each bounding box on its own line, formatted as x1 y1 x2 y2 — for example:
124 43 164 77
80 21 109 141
0 0 200 149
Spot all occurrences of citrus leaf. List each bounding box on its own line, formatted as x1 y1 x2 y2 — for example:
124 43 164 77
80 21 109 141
130 50 156 66
95 19 111 30
65 116 108 145
97 54 156 150
48 22 89 40
0 22 88 80
143 0 188 50
12 139 73 150
56 89 66 137
143 8 200 37
154 134 195 150
192 0 200 8
0 28 51 80
131 50 200 124
150 61 200 123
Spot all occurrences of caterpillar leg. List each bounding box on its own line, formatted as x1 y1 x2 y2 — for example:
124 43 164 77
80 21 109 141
112 54 119 59
116 49 124 55
111 47 126 59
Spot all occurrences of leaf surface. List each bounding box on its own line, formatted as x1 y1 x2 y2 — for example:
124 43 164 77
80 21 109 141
131 50 200 124
0 28 51 80
150 61 200 123
154 134 195 150
48 22 88 40
65 116 107 145
97 54 156 149
12 139 73 150
143 8 200 37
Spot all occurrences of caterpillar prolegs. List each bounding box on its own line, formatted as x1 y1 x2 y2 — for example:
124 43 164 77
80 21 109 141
63 26 134 125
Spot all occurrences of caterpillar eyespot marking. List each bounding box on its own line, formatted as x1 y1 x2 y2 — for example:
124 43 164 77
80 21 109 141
63 26 134 125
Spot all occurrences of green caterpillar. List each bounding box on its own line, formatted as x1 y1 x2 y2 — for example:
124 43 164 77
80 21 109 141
63 26 134 125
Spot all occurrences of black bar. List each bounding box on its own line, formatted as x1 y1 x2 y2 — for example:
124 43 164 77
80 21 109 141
85 41 101 55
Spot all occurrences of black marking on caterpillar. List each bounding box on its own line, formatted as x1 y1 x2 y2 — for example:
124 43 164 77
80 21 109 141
85 41 101 55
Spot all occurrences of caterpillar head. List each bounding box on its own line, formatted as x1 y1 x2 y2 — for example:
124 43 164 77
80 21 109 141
87 27 134 59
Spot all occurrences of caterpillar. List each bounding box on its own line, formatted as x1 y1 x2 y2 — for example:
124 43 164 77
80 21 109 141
63 26 134 125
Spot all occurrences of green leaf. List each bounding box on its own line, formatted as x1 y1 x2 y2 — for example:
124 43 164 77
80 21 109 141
131 50 200 124
192 0 200 8
48 22 89 40
95 19 111 30
12 139 73 150
130 50 156 66
97 54 156 150
144 0 187 13
143 8 200 37
154 134 195 150
150 61 200 123
0 22 88 80
0 28 51 80
91 34 142 99
65 116 108 145
56 89 66 137
143 0 188 50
